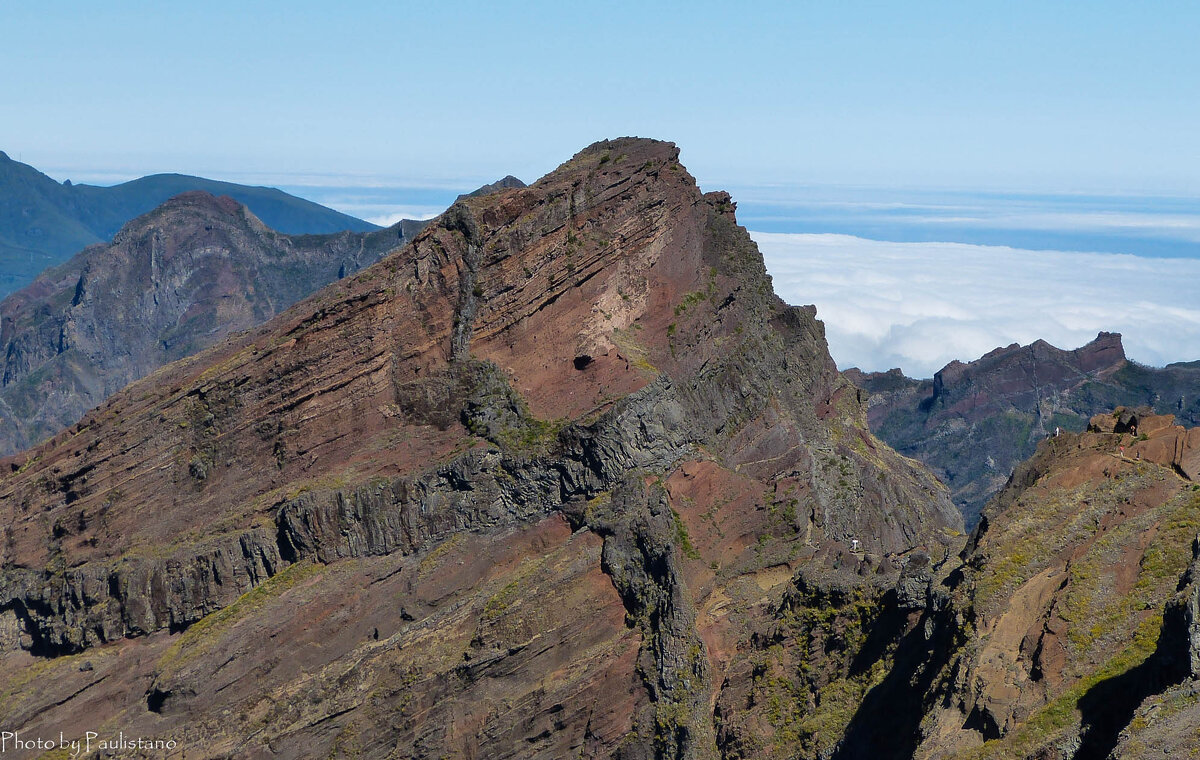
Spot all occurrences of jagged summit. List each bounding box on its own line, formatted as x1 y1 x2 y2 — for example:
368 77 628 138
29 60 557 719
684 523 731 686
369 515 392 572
0 138 957 758
935 331 1126 391
853 329 1199 527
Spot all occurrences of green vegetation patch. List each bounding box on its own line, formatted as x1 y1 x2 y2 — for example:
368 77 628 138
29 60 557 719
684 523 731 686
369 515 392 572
611 325 658 376
748 586 891 756
495 414 566 454
670 505 701 560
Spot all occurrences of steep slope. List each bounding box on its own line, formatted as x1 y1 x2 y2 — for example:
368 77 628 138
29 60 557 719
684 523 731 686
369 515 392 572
0 151 379 299
0 138 959 759
0 192 419 456
850 332 1200 526
904 408 1200 759
713 407 1200 759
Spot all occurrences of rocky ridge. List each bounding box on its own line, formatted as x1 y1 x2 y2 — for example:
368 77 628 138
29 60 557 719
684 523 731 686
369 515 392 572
903 407 1200 759
703 406 1200 759
457 174 527 201
0 191 421 456
849 332 1200 526
0 150 379 299
0 138 959 759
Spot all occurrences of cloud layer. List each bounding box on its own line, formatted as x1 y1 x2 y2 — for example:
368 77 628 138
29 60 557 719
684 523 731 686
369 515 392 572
752 232 1200 378
365 209 444 226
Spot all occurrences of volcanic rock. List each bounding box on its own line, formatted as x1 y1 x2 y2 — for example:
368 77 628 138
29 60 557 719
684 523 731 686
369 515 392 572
0 138 958 758
901 413 1200 759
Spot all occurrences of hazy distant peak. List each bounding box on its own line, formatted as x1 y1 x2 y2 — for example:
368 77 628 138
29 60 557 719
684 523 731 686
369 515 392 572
456 175 526 202
0 153 380 300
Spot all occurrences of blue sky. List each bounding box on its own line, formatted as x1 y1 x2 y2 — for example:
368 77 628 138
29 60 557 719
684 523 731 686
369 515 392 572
3 2 1199 194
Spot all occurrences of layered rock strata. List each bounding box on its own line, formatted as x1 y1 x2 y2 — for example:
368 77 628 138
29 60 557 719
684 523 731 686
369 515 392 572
0 138 958 759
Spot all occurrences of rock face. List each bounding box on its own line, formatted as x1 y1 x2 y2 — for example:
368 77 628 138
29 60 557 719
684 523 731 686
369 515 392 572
0 138 959 758
849 332 1200 526
894 411 1200 759
0 150 379 299
1108 537 1200 757
711 407 1200 759
0 191 421 456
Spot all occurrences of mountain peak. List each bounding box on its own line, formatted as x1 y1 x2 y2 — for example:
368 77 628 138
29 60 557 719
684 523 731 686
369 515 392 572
560 137 680 174
1075 330 1126 370
455 174 527 202
157 189 245 215
576 135 677 157
0 190 416 456
0 139 959 757
0 156 382 301
856 325 1195 527
107 190 261 247
933 331 1127 388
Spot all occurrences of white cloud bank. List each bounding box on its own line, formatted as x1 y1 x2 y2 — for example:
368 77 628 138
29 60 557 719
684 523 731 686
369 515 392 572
751 232 1200 378
365 208 445 226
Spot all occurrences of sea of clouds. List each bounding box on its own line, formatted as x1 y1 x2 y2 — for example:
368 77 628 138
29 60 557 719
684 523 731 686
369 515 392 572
752 232 1200 378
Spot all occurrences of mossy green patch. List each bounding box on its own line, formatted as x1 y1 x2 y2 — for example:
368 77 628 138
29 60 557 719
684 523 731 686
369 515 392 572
670 505 701 560
611 326 658 376
417 533 466 579
496 414 566 455
746 586 890 757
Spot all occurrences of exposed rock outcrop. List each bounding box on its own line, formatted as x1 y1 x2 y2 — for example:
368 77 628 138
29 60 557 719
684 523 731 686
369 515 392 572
1165 537 1200 680
0 138 958 758
902 413 1200 759
688 407 1200 760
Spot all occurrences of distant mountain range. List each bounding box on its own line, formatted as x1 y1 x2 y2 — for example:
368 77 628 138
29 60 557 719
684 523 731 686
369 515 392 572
0 191 419 456
848 332 1200 526
0 150 378 299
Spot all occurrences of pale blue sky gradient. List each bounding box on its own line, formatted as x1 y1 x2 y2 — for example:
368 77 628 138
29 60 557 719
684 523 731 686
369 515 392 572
3 2 1198 195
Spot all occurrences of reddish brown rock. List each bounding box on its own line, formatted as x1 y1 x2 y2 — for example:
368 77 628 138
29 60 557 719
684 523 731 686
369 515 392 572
0 138 958 759
906 416 1200 759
